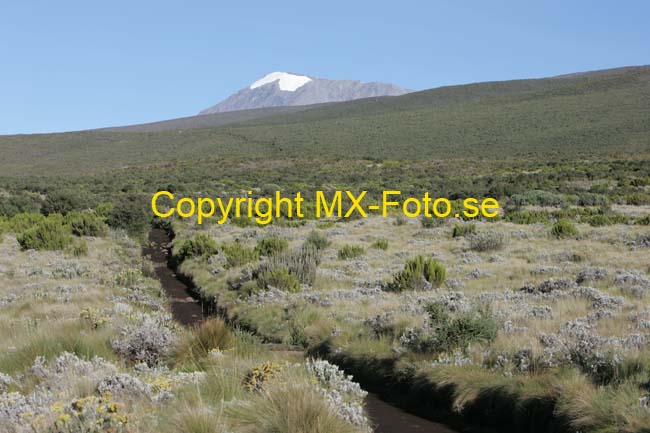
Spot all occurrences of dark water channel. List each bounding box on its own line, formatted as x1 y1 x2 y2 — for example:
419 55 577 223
144 228 458 433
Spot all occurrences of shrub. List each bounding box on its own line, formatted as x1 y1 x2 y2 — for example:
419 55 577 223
401 304 498 353
305 230 330 250
421 215 443 228
255 236 289 257
8 212 46 233
231 216 257 227
452 223 476 238
111 313 177 366
510 190 567 207
176 233 219 262
389 255 445 291
551 219 579 239
222 242 259 268
257 268 301 292
107 195 150 235
337 244 365 260
468 230 508 251
370 238 389 250
41 190 93 216
17 218 73 251
66 211 108 237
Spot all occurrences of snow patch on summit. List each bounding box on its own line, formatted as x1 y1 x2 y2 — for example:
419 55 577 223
250 72 312 92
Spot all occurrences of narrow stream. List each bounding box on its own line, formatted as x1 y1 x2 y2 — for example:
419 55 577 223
144 228 458 433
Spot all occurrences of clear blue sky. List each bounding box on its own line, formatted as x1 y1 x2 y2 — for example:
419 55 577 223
1 0 648 134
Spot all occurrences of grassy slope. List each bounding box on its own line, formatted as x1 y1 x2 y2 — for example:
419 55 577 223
1 65 649 176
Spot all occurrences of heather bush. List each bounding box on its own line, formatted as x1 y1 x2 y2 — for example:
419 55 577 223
255 236 288 257
389 255 445 291
401 303 498 353
305 230 330 250
17 217 73 251
66 210 108 237
468 230 508 251
107 194 150 234
421 215 444 228
8 212 46 233
337 244 365 260
550 219 579 239
176 233 219 262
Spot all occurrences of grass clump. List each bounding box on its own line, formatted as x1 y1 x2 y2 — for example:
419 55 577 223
551 219 580 239
255 236 288 257
229 381 358 433
256 244 321 289
452 223 477 238
389 255 445 291
222 242 259 268
66 238 89 256
176 318 233 365
257 268 301 292
17 217 73 251
468 230 508 251
370 238 389 250
337 244 365 260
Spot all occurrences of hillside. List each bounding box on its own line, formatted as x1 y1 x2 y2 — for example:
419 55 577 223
1 65 649 176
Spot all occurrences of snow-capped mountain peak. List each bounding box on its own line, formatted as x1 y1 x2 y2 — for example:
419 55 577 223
199 72 411 114
250 72 312 91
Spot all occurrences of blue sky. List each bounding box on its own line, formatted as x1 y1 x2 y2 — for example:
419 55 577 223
1 1 648 134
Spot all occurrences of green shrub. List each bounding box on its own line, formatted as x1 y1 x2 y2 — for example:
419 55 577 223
107 195 150 235
420 216 443 228
41 190 94 216
551 219 579 239
452 223 476 238
66 211 108 237
8 212 46 233
468 230 508 251
176 233 219 262
370 238 389 250
389 255 445 291
257 268 301 292
511 190 566 207
337 244 365 260
424 303 498 352
231 216 257 228
305 230 330 250
505 209 552 225
17 218 73 251
222 242 259 268
255 237 288 257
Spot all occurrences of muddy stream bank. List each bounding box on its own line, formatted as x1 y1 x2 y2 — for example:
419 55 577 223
144 228 459 433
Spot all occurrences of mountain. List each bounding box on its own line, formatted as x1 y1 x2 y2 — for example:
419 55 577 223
1 65 649 176
199 72 411 114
